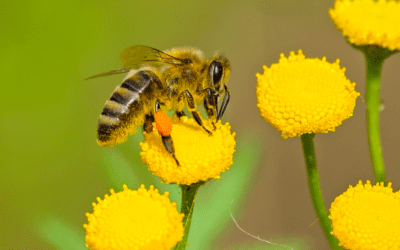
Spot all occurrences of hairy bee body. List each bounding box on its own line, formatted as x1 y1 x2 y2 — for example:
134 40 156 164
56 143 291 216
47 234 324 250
97 69 163 146
91 46 230 147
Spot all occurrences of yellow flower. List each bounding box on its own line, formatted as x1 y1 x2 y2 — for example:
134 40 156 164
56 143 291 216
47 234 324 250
329 0 400 51
140 115 236 185
256 50 360 139
329 180 400 250
84 185 184 250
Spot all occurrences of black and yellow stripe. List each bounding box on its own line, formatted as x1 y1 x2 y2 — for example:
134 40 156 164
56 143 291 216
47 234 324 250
97 70 163 146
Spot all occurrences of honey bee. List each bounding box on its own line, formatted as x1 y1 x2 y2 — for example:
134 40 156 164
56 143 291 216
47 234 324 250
86 45 231 165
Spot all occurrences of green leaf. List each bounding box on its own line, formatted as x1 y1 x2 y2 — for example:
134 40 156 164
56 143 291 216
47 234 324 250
98 148 142 189
183 132 264 249
36 216 86 250
98 139 181 204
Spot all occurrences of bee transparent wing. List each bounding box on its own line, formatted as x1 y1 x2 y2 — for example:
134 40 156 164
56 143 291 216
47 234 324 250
85 68 131 80
120 45 184 68
86 45 185 80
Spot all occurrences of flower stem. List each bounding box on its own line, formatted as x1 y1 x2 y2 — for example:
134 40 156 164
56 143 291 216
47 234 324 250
363 46 393 184
301 133 342 250
174 182 204 250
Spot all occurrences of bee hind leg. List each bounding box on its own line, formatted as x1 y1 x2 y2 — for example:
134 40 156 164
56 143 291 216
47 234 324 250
155 100 180 166
161 135 180 166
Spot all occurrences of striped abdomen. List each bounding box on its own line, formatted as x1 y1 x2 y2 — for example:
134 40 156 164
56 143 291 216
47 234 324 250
97 70 163 146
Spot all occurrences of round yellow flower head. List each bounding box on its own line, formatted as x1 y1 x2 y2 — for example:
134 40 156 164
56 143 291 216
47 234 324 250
84 184 184 250
329 0 400 50
256 50 360 139
140 115 236 185
329 180 400 250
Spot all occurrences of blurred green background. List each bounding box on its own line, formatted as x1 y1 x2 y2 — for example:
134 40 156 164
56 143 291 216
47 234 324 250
1 0 400 249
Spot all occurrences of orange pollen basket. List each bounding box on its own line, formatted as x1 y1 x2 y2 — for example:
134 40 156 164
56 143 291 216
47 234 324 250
155 111 173 137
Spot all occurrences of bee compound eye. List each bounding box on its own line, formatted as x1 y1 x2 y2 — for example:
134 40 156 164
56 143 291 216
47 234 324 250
211 61 223 85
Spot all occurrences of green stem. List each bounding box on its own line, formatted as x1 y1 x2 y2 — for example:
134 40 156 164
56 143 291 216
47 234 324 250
363 46 393 184
301 134 342 250
174 182 204 250
349 44 398 183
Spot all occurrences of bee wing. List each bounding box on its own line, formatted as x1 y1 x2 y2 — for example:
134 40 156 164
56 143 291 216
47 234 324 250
85 68 131 80
120 45 185 68
85 45 185 80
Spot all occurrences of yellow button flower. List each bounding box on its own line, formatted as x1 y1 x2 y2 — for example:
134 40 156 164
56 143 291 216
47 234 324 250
140 115 236 185
256 50 360 139
329 180 400 250
84 185 184 250
330 0 400 50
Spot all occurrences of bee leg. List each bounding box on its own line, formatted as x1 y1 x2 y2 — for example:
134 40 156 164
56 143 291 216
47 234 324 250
176 110 186 119
203 88 218 130
162 136 180 166
185 90 212 135
217 85 230 121
154 100 180 166
143 114 155 133
155 100 161 112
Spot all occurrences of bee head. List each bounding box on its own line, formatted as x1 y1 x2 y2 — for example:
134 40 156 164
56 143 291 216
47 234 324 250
208 54 230 94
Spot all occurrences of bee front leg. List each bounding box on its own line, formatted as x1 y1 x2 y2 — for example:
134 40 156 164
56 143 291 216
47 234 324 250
217 85 230 121
203 88 218 130
184 90 212 135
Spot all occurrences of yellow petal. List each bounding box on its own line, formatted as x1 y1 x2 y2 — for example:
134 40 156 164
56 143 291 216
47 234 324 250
256 50 360 139
329 180 400 250
140 115 236 185
330 0 400 50
84 184 184 250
